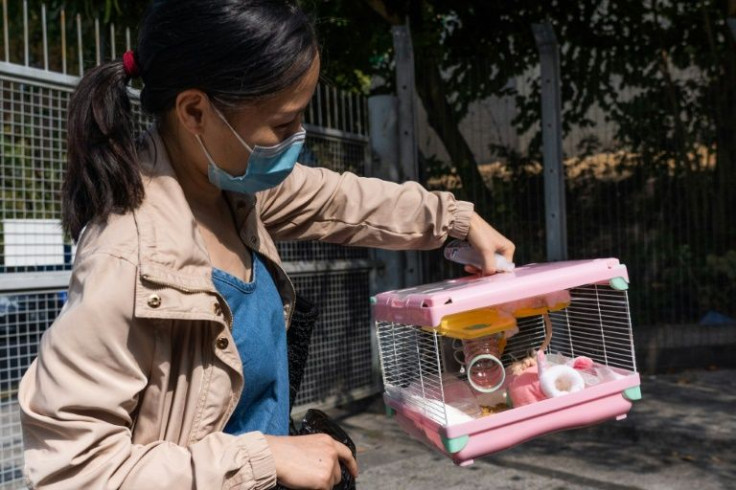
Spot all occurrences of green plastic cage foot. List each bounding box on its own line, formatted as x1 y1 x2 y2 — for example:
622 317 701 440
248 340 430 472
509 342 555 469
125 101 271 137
609 277 629 291
441 434 469 454
623 385 642 401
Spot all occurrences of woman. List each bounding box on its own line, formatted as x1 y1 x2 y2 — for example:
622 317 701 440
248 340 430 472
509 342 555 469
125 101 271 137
19 1 514 489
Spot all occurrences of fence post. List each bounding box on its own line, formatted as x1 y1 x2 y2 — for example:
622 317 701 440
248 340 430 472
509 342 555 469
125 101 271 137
368 94 403 295
391 23 422 286
533 22 568 261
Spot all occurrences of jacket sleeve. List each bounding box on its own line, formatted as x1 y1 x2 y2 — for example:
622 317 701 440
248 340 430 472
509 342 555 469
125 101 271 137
258 163 474 250
18 253 275 490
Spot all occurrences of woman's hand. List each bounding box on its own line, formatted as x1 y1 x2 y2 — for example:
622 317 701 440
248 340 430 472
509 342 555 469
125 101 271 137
264 433 358 490
464 212 516 276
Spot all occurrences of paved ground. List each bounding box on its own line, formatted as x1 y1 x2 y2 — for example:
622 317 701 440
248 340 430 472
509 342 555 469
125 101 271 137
2 368 733 489
331 368 736 490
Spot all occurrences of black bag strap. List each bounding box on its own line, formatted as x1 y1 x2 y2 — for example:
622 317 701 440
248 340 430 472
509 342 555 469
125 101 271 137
286 294 319 412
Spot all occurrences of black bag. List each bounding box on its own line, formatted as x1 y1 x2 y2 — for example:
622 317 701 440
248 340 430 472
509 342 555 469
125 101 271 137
275 296 357 490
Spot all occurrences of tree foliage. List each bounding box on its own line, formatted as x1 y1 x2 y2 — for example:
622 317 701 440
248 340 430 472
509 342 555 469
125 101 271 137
303 0 736 322
4 0 734 322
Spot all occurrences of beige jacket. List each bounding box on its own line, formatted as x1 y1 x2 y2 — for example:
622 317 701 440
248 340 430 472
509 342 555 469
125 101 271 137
18 128 473 490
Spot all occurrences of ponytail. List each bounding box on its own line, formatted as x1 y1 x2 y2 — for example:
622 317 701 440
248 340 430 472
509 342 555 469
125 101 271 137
62 60 143 241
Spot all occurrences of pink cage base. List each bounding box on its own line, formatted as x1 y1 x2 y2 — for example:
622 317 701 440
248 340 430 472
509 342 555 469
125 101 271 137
385 372 640 466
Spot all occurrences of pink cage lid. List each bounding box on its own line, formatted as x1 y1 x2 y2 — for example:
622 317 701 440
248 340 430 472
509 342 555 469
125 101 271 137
372 258 629 327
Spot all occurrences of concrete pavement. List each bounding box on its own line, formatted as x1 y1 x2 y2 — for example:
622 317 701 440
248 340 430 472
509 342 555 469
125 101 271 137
330 368 736 489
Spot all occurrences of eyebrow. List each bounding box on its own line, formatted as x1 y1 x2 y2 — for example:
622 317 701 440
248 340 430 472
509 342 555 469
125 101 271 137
286 106 308 116
274 108 306 124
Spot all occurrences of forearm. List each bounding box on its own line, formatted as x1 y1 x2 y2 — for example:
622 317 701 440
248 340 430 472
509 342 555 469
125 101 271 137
260 165 474 249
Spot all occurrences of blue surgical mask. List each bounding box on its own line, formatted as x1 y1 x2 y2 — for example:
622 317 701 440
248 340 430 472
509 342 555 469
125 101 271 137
196 108 306 194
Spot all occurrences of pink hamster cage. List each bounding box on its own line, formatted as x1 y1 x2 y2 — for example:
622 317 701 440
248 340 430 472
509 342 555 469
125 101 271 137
373 258 641 466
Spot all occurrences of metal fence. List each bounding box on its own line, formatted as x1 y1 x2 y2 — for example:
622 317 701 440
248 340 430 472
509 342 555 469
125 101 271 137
288 92 379 413
0 3 378 488
415 47 736 332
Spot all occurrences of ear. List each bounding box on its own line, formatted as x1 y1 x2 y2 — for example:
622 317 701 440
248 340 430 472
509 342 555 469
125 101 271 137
173 89 211 136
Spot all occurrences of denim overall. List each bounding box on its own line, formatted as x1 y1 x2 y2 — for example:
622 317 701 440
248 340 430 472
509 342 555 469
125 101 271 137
212 252 289 436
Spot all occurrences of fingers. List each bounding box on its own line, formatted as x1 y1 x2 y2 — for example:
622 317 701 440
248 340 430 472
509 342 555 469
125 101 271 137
266 433 358 490
484 250 500 275
314 435 344 488
499 239 516 262
482 254 498 276
465 212 516 274
466 247 515 276
319 436 357 487
330 458 342 489
464 259 495 276
333 440 359 478
472 253 493 276
464 264 481 275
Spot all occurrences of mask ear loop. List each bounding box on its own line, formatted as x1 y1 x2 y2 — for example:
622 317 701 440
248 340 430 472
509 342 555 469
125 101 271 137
194 134 218 166
210 105 255 154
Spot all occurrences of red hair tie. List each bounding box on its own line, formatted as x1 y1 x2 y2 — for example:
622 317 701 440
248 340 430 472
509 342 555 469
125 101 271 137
122 50 140 78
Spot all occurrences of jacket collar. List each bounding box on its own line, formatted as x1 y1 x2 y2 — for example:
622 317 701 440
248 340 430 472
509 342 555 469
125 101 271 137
132 126 295 327
133 126 217 292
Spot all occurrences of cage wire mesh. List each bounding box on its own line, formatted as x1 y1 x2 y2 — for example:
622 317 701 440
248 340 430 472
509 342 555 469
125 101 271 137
377 321 447 426
501 314 548 364
549 285 637 372
378 283 637 428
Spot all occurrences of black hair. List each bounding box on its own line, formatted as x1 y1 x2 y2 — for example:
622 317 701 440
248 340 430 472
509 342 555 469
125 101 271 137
62 0 318 241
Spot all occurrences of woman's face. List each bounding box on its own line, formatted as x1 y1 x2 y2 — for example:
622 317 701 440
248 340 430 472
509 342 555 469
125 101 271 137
198 54 320 177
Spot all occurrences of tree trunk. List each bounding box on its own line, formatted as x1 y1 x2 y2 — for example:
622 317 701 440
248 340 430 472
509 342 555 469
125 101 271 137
412 51 495 218
712 1 736 251
713 51 736 251
362 0 495 219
